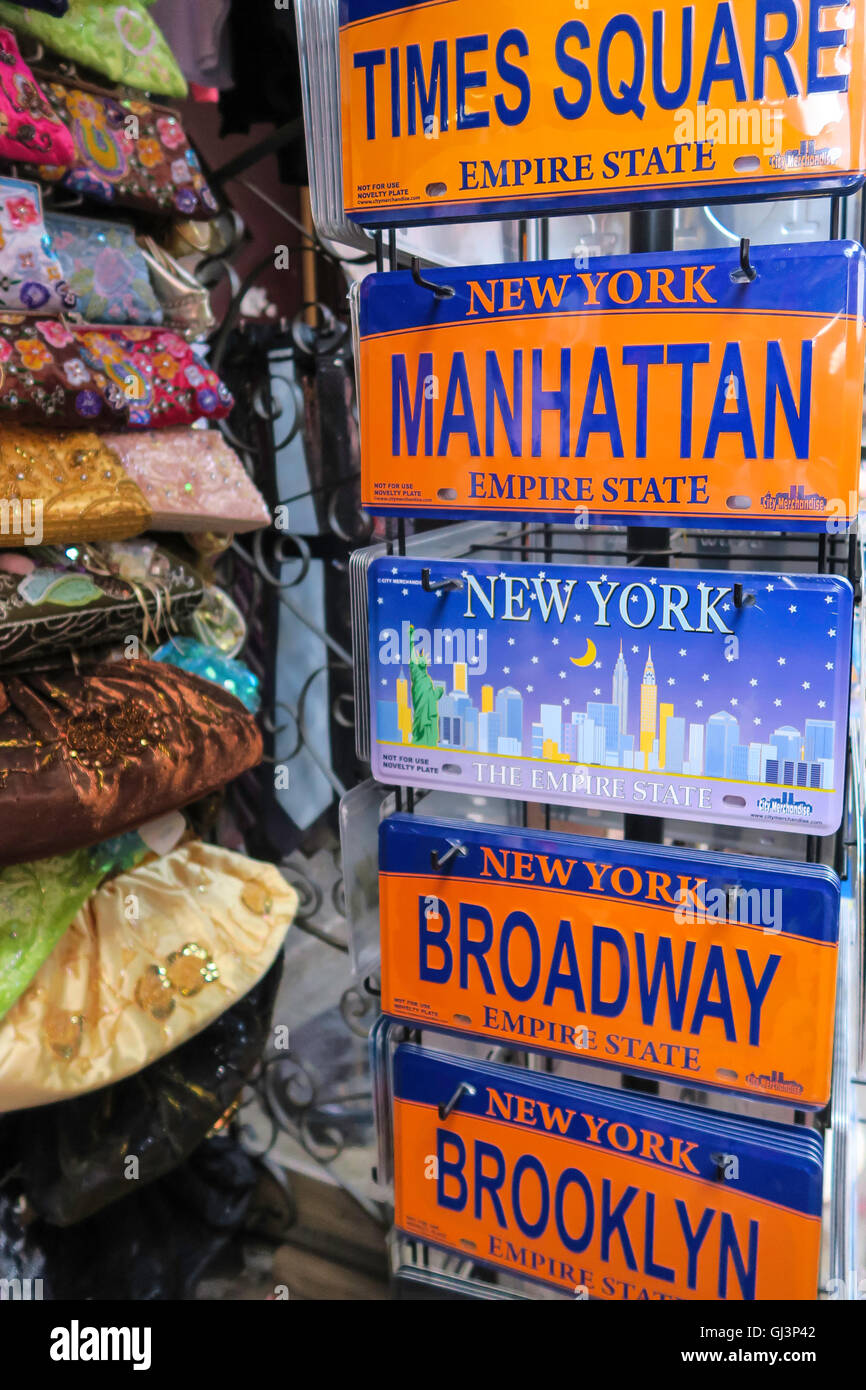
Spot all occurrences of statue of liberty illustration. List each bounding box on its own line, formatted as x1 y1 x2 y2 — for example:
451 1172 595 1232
408 623 444 746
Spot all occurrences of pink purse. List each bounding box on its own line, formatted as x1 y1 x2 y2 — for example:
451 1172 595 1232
102 428 271 533
0 28 75 165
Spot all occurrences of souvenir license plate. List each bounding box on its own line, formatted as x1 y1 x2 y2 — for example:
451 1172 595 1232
368 558 854 834
340 0 866 227
357 242 866 531
392 1045 823 1300
380 816 840 1106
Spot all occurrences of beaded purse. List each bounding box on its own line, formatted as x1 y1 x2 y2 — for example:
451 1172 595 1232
35 74 217 219
0 540 204 665
0 656 263 865
0 318 233 428
0 175 75 314
0 841 296 1110
0 27 75 165
0 425 152 544
102 427 271 533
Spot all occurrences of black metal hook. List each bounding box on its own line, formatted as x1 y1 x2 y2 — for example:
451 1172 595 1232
733 583 756 609
730 238 757 285
438 1082 476 1121
431 840 467 872
411 256 456 299
421 567 464 593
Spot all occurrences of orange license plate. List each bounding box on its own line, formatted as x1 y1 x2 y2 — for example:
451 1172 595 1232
380 816 840 1106
392 1043 824 1299
340 0 866 226
356 241 866 530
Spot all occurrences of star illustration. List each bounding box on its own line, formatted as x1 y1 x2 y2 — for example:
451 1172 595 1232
679 648 687 657
696 699 703 708
402 588 409 596
531 655 539 664
508 637 515 646
391 567 398 575
559 671 567 679
778 657 786 666
766 584 775 592
667 677 675 686
829 628 836 637
774 699 782 707
825 596 834 604
594 661 602 670
563 698 571 707
818 700 826 709
825 662 834 671
789 605 797 614
527 684 534 693
650 577 658 586
730 697 738 707
749 678 758 686
377 597 383 605
502 666 510 675
552 637 560 646
702 673 709 682
753 717 761 726
802 681 810 690
632 645 639 653
593 687 601 696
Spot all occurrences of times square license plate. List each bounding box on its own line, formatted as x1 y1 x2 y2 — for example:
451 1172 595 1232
355 241 866 531
367 558 854 834
391 1044 823 1300
379 816 840 1106
340 0 866 227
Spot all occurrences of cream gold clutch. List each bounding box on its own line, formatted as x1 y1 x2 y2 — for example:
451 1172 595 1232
0 841 297 1110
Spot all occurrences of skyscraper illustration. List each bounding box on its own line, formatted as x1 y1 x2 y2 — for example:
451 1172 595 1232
639 648 657 758
612 640 629 734
376 636 837 792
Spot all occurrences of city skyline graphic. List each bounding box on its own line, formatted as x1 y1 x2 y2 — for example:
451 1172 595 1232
371 561 852 798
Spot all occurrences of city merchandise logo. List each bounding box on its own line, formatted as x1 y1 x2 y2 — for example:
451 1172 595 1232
761 485 828 515
769 139 842 171
755 791 814 818
745 1070 804 1097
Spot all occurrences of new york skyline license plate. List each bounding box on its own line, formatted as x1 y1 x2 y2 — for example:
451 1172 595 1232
367 558 854 833
340 0 866 227
392 1045 824 1299
380 816 840 1106
356 242 866 531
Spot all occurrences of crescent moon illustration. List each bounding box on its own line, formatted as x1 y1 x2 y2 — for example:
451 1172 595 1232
570 640 597 669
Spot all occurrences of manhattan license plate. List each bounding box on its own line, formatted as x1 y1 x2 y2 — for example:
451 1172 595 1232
380 816 841 1106
367 558 854 834
391 1045 824 1299
356 242 866 531
340 0 866 227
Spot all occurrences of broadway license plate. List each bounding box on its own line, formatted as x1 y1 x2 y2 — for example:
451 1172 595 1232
367 558 854 834
340 0 866 226
391 1045 823 1300
356 241 866 531
380 815 840 1106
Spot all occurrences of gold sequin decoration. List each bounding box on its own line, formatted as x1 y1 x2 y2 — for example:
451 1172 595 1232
45 1009 85 1061
134 964 176 1020
241 882 273 916
165 942 219 997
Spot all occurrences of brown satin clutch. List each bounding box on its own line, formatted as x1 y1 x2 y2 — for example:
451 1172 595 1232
0 426 152 545
0 658 262 864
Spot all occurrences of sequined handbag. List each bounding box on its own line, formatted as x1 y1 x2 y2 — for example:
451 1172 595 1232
0 657 263 865
102 427 271 533
46 211 164 326
0 425 152 543
0 840 295 1111
0 175 76 314
0 539 204 665
0 318 233 428
0 27 75 165
35 73 217 219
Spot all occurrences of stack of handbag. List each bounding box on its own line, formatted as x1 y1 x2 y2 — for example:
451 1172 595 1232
0 2 287 1278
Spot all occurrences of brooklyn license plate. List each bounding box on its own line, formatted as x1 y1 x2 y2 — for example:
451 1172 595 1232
367 558 854 834
380 815 840 1106
391 1045 824 1299
340 0 866 226
356 241 866 531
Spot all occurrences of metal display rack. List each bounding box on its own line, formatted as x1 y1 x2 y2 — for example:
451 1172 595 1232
346 186 866 1300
